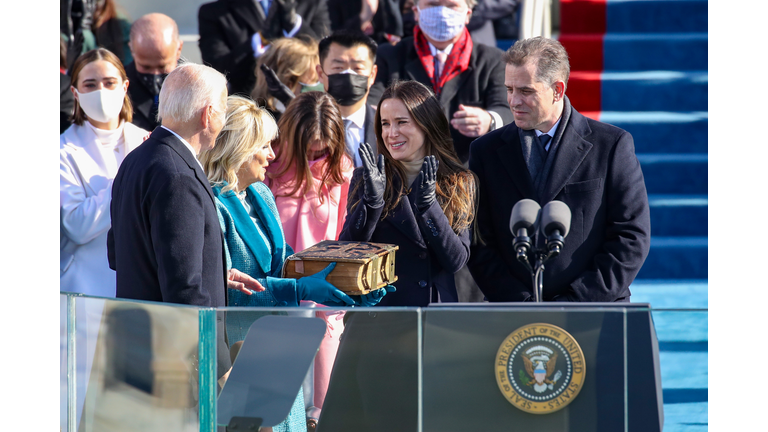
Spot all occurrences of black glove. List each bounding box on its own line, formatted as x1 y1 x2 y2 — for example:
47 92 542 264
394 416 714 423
66 29 84 71
260 64 295 106
414 156 438 213
274 0 299 33
358 142 386 208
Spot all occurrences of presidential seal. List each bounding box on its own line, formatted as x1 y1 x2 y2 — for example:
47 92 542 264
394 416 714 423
495 323 586 414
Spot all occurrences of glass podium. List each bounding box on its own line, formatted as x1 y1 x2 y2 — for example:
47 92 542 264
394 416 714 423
61 292 696 432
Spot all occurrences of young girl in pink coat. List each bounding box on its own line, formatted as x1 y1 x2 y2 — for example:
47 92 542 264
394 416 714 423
265 91 353 426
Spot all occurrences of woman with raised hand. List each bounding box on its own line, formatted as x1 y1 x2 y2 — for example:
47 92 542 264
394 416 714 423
60 48 149 297
339 79 477 306
199 94 389 432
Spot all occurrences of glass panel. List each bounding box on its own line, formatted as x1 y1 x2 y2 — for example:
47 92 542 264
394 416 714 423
60 294 69 432
215 307 421 432
70 296 201 432
422 306 631 432
651 309 708 432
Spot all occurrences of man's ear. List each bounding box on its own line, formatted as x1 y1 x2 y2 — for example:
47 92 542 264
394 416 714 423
553 81 566 102
368 64 378 88
201 105 212 128
176 40 184 58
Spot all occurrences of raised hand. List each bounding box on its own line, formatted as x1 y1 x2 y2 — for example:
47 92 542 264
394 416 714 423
414 155 438 213
260 63 295 106
358 142 386 208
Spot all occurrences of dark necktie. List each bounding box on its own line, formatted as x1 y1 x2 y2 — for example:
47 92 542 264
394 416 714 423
539 134 552 152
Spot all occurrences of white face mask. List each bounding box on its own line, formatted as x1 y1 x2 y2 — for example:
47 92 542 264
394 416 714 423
417 5 467 42
76 88 125 123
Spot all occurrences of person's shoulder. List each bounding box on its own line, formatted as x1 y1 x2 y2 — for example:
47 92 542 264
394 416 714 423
379 36 413 57
472 122 515 152
574 109 631 142
198 0 226 16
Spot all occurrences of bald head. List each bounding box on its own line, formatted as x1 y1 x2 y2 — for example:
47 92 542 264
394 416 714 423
129 13 182 75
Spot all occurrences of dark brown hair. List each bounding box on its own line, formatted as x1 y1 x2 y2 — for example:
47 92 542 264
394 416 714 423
365 80 477 234
503 36 570 88
69 48 133 126
269 91 348 203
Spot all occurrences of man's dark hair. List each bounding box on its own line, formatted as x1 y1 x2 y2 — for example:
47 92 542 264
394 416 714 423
503 37 570 88
318 30 378 65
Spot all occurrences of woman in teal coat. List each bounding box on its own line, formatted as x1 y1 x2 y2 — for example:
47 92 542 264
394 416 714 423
199 95 391 432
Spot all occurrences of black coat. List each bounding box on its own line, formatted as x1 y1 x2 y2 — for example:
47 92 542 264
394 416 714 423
367 36 513 163
107 127 231 376
338 169 470 306
467 101 651 302
124 61 160 132
60 73 74 134
198 0 331 97
327 0 403 44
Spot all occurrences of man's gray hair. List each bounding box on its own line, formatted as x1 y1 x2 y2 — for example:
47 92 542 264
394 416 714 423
503 37 570 88
158 63 228 124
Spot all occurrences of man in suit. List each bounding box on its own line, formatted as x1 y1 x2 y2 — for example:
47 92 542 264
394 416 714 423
107 63 262 381
367 0 513 164
317 30 379 167
198 0 331 97
125 13 183 131
468 37 651 302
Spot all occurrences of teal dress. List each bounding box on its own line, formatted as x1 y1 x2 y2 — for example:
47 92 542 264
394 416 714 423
213 181 307 432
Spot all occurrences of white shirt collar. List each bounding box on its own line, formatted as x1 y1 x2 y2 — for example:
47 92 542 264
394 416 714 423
535 117 561 138
428 42 454 57
161 126 204 170
344 104 367 129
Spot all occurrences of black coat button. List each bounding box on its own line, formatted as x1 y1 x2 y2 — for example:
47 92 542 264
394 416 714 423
419 280 427 288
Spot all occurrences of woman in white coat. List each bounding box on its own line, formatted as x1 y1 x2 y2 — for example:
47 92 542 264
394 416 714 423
60 48 149 297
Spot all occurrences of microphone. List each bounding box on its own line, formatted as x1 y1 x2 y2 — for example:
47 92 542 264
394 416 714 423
540 200 571 256
509 199 541 261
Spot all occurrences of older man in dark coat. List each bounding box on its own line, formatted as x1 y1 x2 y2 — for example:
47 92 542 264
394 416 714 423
367 0 513 164
108 63 261 380
468 37 651 302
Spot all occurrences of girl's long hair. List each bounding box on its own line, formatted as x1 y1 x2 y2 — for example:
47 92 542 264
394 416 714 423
269 91 348 203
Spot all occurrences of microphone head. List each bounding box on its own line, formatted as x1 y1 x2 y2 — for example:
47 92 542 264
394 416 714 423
509 199 541 235
541 200 571 238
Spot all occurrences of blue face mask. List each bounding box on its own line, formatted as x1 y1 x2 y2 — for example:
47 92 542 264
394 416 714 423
417 5 467 42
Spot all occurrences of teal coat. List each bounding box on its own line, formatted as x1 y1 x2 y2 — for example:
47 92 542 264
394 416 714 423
213 181 307 432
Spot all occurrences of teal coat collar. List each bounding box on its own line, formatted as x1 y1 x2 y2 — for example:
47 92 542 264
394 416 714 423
212 182 286 274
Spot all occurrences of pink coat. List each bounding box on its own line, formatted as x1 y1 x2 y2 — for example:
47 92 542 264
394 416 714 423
266 154 354 252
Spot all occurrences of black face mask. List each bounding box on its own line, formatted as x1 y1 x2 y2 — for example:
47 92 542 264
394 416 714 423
136 71 168 96
326 73 370 106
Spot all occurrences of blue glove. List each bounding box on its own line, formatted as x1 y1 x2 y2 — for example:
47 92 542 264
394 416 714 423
354 284 396 307
296 262 355 307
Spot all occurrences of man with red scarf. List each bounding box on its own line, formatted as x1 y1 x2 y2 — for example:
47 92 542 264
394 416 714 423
367 0 512 164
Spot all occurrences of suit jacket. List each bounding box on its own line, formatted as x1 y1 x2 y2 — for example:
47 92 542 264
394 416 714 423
467 99 651 302
327 0 403 43
124 61 160 132
338 169 470 306
367 36 513 163
198 0 331 96
107 127 231 375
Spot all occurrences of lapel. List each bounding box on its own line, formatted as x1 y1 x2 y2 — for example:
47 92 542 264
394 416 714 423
405 56 432 89
539 108 593 203
227 0 263 33
386 180 427 249
153 127 217 207
246 184 287 271
495 124 535 199
122 123 147 154
68 125 111 196
363 104 378 159
215 185 274 274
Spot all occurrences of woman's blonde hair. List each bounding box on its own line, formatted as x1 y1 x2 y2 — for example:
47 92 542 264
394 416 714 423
251 36 319 111
199 95 278 192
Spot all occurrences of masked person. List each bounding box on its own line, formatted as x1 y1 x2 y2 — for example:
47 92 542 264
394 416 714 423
125 13 183 131
252 36 323 123
368 0 513 164
60 48 150 297
316 30 379 168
